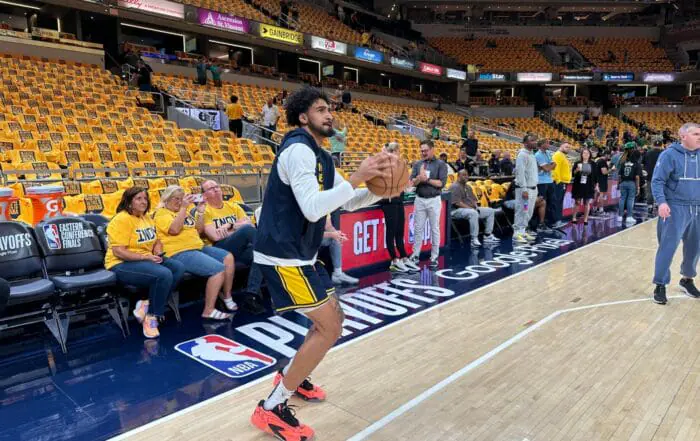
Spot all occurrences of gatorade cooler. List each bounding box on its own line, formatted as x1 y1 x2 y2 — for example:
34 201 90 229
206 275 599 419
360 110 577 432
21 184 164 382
26 185 65 225
0 187 17 221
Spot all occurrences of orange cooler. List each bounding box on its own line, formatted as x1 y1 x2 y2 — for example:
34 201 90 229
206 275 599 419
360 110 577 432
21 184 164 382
26 185 65 225
0 187 17 221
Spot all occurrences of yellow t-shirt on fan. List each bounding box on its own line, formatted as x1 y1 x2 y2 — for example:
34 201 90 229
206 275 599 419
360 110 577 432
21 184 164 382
551 151 572 184
104 211 157 269
226 103 243 120
153 208 204 257
202 200 248 245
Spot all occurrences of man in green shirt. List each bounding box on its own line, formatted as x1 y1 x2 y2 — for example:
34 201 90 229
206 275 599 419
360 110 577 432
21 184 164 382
461 118 469 139
431 125 440 140
208 61 222 87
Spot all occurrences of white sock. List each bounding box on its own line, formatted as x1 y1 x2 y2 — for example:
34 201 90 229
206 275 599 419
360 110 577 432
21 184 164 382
282 357 294 376
223 297 237 310
334 269 343 276
263 381 295 410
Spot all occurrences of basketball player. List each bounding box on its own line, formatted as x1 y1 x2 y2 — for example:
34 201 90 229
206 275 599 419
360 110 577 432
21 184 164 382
250 87 396 441
651 122 700 304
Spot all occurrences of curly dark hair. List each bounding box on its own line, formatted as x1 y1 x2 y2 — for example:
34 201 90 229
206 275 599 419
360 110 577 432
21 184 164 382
116 187 150 215
285 86 330 127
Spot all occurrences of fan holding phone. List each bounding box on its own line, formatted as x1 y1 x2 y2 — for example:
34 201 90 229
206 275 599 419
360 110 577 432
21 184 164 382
153 185 238 321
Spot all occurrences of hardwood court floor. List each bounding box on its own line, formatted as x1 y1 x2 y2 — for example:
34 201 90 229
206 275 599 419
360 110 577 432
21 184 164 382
117 219 700 441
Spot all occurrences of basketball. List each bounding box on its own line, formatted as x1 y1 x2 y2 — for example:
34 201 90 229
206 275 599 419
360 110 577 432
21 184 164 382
366 154 410 199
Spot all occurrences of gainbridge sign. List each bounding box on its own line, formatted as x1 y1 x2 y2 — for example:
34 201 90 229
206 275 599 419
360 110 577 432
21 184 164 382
258 23 303 45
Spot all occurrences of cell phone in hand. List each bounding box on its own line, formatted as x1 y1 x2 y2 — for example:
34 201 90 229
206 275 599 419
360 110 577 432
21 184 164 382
192 194 204 203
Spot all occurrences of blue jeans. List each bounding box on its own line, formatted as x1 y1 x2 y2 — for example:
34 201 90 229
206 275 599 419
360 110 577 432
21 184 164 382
111 258 185 317
170 247 228 277
618 181 637 218
320 237 342 271
215 225 263 294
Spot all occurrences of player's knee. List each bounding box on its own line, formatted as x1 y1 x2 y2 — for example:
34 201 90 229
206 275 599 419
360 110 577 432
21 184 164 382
328 317 343 341
328 308 344 340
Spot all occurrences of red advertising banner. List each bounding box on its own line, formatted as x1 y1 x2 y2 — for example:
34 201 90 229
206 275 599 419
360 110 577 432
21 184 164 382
418 62 443 76
562 178 621 217
339 200 448 271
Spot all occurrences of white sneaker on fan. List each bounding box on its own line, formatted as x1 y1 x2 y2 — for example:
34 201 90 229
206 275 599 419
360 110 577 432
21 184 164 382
402 258 420 271
332 271 359 285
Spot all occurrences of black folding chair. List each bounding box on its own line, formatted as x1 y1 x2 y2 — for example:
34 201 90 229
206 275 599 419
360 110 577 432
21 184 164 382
0 221 60 347
35 216 123 352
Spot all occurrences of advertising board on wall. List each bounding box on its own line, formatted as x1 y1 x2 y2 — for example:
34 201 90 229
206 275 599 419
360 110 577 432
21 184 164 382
118 0 184 19
310 36 347 55
197 9 249 34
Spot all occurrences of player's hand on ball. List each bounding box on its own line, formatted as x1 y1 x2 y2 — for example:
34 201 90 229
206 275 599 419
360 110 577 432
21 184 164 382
350 153 391 187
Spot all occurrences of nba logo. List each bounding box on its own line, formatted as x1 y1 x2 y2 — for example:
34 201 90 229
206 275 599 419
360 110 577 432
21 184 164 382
42 224 62 250
175 335 277 379
408 213 431 245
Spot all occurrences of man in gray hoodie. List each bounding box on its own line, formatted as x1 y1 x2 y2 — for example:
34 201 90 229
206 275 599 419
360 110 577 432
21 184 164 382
651 123 700 304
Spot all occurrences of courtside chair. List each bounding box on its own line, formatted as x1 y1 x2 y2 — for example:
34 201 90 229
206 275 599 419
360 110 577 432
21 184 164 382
0 221 60 349
35 216 123 352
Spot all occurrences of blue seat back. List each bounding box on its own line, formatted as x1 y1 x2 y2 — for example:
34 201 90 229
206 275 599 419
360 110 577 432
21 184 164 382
35 216 105 274
0 221 44 281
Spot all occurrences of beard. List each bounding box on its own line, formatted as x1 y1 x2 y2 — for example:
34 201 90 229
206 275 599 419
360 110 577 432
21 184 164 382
309 119 335 138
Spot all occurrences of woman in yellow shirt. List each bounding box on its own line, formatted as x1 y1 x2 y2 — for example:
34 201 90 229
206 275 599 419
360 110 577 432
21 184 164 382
226 95 244 138
153 185 237 321
105 187 186 339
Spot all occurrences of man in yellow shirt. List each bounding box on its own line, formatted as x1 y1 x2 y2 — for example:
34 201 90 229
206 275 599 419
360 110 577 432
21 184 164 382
551 142 572 228
202 179 264 314
226 95 244 138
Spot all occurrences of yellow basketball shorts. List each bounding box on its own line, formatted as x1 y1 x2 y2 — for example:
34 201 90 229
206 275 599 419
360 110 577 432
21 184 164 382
259 261 335 313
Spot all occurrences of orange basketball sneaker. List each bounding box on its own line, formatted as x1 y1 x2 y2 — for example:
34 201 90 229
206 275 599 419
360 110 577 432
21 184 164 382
250 400 315 441
273 371 327 402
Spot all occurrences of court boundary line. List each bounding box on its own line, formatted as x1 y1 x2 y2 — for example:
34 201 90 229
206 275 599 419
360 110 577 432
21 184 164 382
347 294 689 441
598 243 657 251
108 220 653 441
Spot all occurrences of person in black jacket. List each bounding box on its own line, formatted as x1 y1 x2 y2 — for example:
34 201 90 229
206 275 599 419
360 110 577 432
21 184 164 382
488 153 500 175
499 152 514 175
571 147 598 225
453 149 471 173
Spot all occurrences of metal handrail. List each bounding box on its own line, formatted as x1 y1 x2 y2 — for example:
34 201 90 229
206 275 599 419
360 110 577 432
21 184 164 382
162 86 227 108
163 87 284 134
163 89 211 110
130 90 165 114
471 121 527 141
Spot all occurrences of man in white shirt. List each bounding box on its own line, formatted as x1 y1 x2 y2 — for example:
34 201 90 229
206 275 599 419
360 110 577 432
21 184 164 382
250 87 396 441
260 97 280 148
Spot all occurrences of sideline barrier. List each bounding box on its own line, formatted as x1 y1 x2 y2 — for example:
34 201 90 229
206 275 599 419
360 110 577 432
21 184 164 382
339 194 451 272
